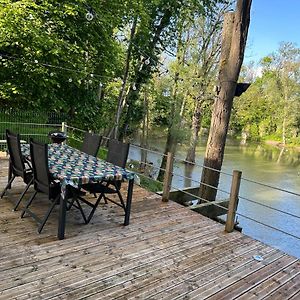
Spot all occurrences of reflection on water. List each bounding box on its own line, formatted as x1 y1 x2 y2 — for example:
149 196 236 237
129 138 300 258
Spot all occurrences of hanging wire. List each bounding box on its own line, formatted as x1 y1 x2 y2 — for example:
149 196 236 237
0 54 117 81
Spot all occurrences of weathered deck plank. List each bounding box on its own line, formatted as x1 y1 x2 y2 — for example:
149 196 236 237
0 158 299 299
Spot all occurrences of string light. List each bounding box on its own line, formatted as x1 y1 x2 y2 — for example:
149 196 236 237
85 12 94 21
1 54 117 80
17 3 197 84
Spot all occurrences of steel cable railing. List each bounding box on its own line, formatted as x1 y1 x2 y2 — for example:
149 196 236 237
65 124 300 246
169 184 229 212
236 211 300 241
174 156 234 177
171 171 231 195
242 176 300 198
238 194 300 220
130 143 169 158
65 125 86 133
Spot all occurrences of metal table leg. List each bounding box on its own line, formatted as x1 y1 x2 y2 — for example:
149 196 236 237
58 186 67 240
124 178 134 226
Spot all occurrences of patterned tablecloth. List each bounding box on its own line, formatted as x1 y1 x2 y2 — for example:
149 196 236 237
21 143 135 191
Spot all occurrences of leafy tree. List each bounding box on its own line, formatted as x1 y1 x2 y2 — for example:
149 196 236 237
118 0 229 139
0 0 126 128
232 42 300 145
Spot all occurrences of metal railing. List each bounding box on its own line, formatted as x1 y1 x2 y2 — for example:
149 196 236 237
1 120 299 256
0 110 64 151
169 153 300 243
67 126 300 240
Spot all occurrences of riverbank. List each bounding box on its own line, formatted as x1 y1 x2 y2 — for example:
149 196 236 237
264 140 300 152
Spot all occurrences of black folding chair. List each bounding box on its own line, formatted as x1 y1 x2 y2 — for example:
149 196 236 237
81 132 102 157
21 139 87 233
80 139 130 223
0 129 33 211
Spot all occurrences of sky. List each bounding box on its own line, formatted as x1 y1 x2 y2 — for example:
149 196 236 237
244 0 300 63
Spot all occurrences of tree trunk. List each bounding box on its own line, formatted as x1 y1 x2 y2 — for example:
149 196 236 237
185 94 204 163
157 26 187 182
140 90 149 172
120 10 173 140
282 90 288 145
157 127 178 182
113 16 137 139
199 0 252 202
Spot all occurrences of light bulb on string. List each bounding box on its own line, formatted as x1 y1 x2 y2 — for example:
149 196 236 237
145 58 150 65
68 78 73 83
98 82 103 96
86 12 94 21
132 83 137 91
88 79 92 84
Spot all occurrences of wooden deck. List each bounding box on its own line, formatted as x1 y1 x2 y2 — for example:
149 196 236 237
0 159 299 299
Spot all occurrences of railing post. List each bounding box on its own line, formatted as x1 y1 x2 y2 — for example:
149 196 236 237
225 170 242 233
162 152 174 202
61 122 67 144
61 122 67 134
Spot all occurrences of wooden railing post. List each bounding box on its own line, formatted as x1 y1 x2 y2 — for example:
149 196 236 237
61 122 67 134
162 152 174 202
225 170 242 233
61 122 67 144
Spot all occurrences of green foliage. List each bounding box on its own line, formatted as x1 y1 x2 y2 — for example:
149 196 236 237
0 0 126 128
232 42 300 145
140 176 163 193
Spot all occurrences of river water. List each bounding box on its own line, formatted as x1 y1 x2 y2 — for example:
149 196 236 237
129 138 300 258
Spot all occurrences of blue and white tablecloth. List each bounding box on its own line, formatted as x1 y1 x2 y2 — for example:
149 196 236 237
21 143 135 191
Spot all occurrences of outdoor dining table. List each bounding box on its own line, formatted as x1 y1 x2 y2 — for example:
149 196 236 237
20 143 135 240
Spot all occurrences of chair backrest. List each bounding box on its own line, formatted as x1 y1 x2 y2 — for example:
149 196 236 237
30 139 51 194
6 129 26 177
81 132 102 157
106 139 129 168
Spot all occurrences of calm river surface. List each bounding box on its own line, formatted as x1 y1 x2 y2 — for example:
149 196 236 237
129 138 300 258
